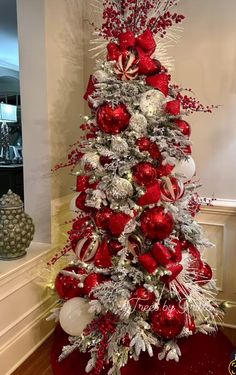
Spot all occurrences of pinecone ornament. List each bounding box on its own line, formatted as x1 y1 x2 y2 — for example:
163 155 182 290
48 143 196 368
0 190 35 260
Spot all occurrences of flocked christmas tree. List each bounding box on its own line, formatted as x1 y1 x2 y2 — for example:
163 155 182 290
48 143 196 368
49 1 223 374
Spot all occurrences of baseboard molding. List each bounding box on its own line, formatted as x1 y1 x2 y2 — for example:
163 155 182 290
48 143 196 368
0 302 56 375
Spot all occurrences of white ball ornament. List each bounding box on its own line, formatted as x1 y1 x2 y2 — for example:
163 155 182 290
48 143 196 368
140 89 165 118
173 156 196 182
59 297 94 336
129 112 147 134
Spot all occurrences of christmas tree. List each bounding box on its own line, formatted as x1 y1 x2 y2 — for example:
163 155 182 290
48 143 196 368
50 1 222 374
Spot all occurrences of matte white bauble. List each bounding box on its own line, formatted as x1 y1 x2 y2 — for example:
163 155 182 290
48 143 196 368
140 89 165 118
173 156 196 182
59 297 94 336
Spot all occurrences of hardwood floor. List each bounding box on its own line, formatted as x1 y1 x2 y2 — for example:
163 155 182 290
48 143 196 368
12 327 236 375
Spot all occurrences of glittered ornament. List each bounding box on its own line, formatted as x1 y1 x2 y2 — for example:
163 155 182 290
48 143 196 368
94 240 112 268
140 89 165 118
55 266 86 300
130 286 156 311
195 261 213 285
83 273 106 295
75 236 100 262
146 73 169 97
133 162 157 186
136 137 151 152
165 99 181 115
114 52 139 81
109 212 131 237
174 119 191 137
97 104 131 134
138 252 158 274
107 176 134 200
140 207 174 240
137 182 161 206
95 207 114 230
150 300 185 339
129 112 148 134
160 177 185 202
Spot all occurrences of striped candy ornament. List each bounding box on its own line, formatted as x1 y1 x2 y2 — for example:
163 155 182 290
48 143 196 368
160 177 185 202
75 235 100 263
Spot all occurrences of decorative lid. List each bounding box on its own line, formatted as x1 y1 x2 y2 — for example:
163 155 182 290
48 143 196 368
0 190 23 209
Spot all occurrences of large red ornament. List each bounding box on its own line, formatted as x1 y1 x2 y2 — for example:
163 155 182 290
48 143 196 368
195 261 213 285
130 286 156 312
83 273 106 295
94 240 112 268
97 104 131 134
55 266 86 300
109 212 131 237
95 208 114 230
138 253 158 274
160 177 185 202
133 162 157 186
150 300 185 339
136 138 161 160
137 182 161 206
174 119 191 137
146 73 169 97
140 207 174 240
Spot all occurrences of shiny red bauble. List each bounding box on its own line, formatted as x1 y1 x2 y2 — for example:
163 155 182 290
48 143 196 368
83 273 106 295
156 162 174 178
97 104 131 134
174 119 191 137
160 177 185 202
133 162 157 186
95 207 114 230
195 261 213 285
137 182 161 206
55 266 86 300
109 212 131 237
140 207 174 240
150 300 185 339
94 240 112 268
130 286 156 311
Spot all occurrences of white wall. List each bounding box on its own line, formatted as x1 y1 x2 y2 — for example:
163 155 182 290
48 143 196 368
172 0 236 200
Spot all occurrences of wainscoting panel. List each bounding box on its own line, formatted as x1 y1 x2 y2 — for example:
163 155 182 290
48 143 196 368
197 202 236 328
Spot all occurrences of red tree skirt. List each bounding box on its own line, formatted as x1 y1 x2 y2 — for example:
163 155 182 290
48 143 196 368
51 325 234 375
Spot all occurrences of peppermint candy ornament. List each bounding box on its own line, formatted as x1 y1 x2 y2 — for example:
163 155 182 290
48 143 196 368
75 235 100 263
114 52 139 81
160 177 185 202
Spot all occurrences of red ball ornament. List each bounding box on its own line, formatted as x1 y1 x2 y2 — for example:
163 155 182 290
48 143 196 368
174 119 191 137
130 286 156 312
72 216 90 231
55 266 87 300
137 182 161 206
109 212 131 237
83 273 106 295
133 162 157 186
140 207 174 240
97 104 131 134
136 137 151 152
160 177 185 202
95 208 114 230
149 142 161 160
195 261 213 285
108 239 123 255
150 300 185 339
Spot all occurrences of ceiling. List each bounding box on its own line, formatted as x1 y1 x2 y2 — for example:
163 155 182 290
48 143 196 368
0 0 19 70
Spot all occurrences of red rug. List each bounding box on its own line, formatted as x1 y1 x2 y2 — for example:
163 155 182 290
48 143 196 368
51 325 234 375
